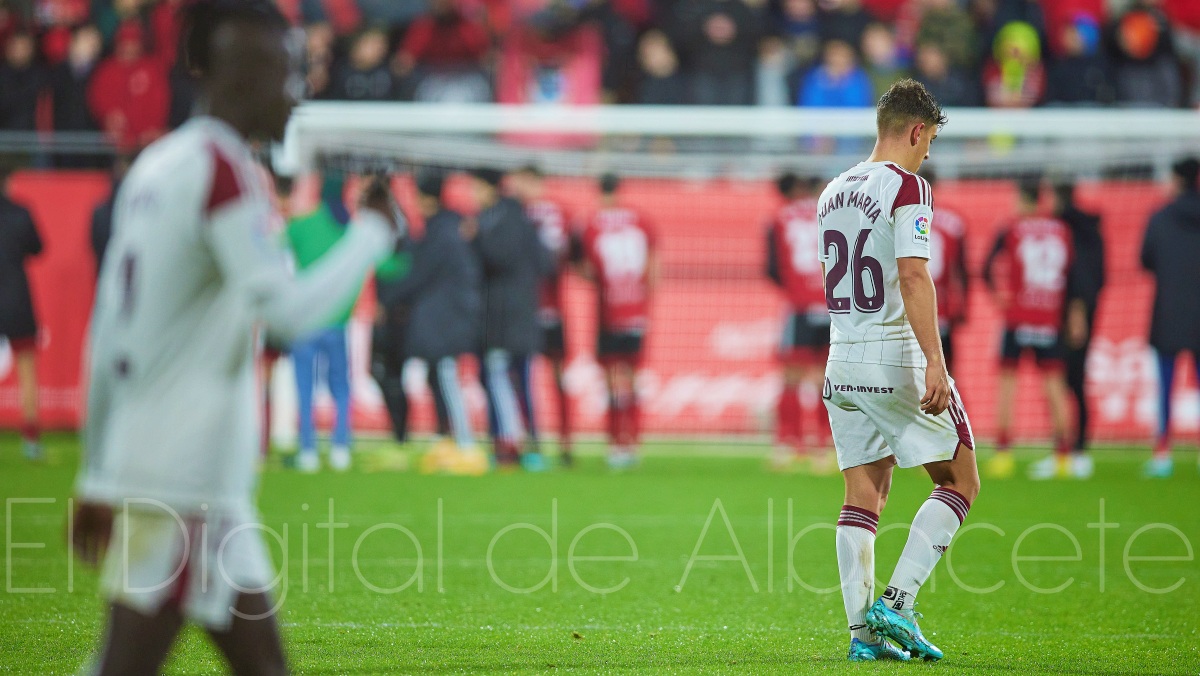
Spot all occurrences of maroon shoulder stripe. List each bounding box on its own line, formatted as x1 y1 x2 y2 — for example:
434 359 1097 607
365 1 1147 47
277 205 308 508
886 163 923 215
206 143 244 216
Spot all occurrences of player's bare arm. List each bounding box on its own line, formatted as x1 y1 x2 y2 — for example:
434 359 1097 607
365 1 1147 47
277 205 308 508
982 230 1008 312
897 256 950 415
1065 298 1089 348
646 250 660 294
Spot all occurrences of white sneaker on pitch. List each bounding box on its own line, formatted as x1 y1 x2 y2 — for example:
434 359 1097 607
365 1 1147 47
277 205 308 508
1028 454 1067 480
1070 454 1094 480
296 450 320 474
330 446 352 472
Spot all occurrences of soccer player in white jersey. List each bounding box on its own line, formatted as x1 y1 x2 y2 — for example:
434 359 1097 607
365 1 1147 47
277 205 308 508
69 2 400 673
817 79 980 663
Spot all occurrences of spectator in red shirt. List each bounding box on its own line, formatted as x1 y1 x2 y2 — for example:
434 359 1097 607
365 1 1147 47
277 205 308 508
398 0 489 72
86 21 169 151
149 0 185 72
396 0 492 103
496 12 604 111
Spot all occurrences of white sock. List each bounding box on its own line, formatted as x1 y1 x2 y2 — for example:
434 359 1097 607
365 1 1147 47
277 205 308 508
885 487 970 611
836 505 879 643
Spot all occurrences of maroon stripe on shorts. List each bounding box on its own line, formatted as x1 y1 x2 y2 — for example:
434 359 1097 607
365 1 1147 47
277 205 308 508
949 387 974 451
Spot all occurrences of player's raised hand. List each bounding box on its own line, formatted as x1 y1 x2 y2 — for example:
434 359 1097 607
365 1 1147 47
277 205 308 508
70 500 114 567
920 361 952 416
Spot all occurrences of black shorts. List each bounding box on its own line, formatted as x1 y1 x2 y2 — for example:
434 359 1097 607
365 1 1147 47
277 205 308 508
940 324 954 367
1001 328 1064 372
782 312 831 349
540 320 566 359
780 312 830 365
598 329 644 365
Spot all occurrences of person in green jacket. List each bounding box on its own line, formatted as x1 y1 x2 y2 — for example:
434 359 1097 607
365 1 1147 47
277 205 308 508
284 171 360 472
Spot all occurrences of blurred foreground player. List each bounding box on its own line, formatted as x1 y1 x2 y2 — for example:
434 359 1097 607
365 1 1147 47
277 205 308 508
0 158 43 461
765 172 834 473
983 180 1078 480
1141 157 1200 478
582 174 657 470
71 2 400 673
509 165 577 465
1053 179 1105 478
819 80 977 663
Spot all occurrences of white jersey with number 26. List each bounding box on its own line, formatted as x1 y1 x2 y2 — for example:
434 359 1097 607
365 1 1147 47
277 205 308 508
817 161 933 368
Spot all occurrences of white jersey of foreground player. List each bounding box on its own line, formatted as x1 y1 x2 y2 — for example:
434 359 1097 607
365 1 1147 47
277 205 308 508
817 161 934 368
78 116 394 514
818 160 972 471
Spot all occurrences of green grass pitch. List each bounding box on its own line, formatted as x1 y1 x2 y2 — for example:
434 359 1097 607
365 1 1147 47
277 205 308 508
2 433 1199 674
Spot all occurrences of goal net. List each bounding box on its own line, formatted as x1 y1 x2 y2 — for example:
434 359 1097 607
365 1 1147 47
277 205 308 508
277 103 1200 449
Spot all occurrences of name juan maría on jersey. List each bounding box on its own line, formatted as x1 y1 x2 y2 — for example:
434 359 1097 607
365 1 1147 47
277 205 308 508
818 183 883 224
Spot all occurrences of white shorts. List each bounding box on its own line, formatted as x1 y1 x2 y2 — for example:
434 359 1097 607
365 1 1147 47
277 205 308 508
823 360 974 471
100 506 277 631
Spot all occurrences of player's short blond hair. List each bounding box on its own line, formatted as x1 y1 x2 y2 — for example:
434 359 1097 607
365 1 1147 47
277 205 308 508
876 79 946 137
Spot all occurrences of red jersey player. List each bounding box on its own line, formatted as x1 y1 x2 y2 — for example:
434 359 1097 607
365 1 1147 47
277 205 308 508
509 165 576 465
765 172 834 473
920 168 969 370
983 180 1078 479
581 173 657 469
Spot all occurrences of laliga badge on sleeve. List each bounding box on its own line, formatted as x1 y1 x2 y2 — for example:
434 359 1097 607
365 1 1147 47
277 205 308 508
914 214 930 244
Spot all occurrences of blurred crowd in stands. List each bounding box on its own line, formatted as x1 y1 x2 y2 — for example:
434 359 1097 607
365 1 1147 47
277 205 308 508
1 0 1199 154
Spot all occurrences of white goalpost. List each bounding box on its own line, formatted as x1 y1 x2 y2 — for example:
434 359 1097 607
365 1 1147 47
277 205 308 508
277 103 1200 446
